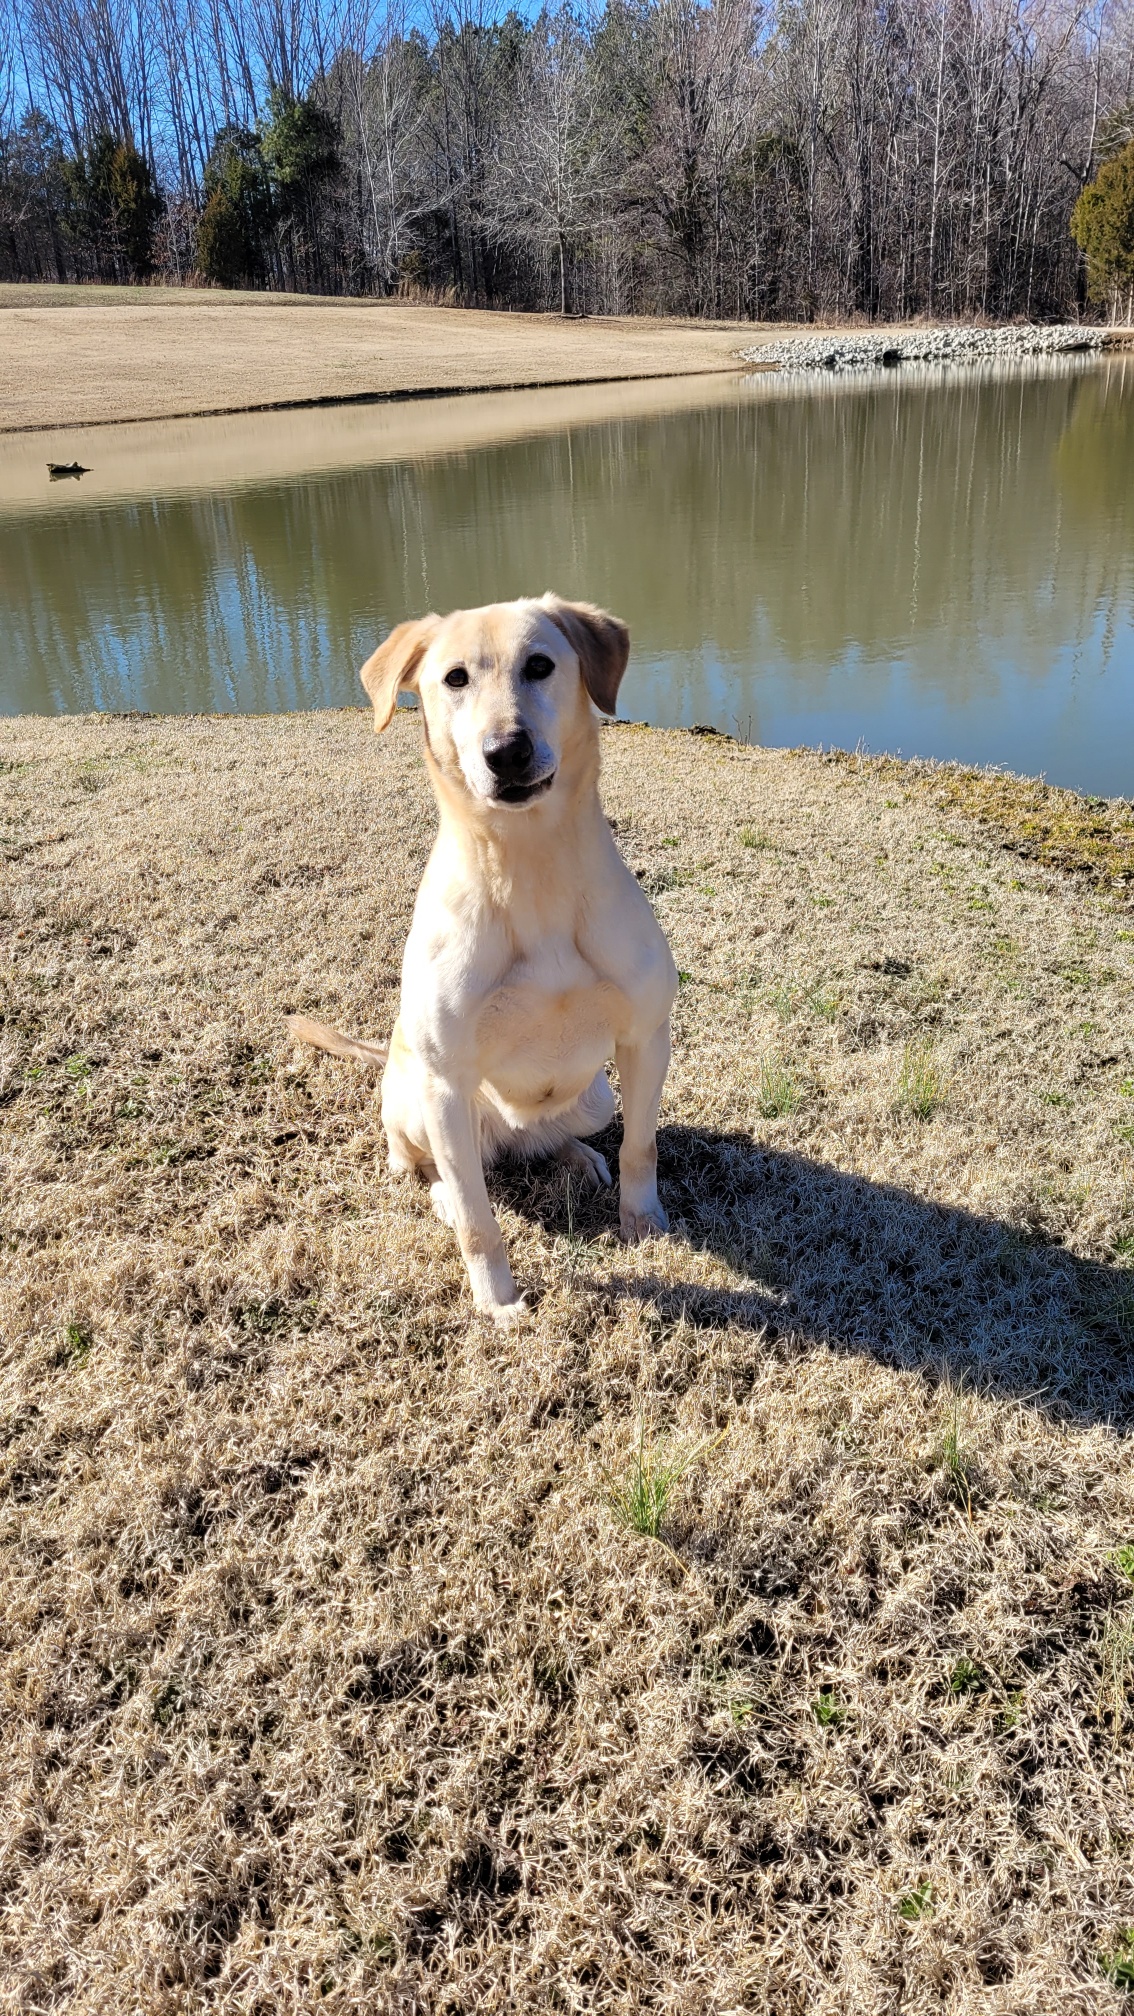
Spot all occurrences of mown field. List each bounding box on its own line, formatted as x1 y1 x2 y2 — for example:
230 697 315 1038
2 710 1133 2014
0 292 755 434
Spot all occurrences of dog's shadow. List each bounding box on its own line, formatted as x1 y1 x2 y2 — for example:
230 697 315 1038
494 1123 1134 1431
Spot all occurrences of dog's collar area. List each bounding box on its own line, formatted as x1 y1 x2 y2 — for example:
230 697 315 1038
492 773 556 806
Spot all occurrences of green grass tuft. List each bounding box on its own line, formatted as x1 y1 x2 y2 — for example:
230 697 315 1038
606 1425 724 1542
59 1319 92 1367
897 1039 946 1119
812 1688 848 1727
898 1880 934 1921
1099 1928 1134 1990
807 983 841 1020
755 1056 799 1119
949 1656 986 1696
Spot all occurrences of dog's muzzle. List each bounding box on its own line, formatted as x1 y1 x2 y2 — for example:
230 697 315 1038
482 729 555 805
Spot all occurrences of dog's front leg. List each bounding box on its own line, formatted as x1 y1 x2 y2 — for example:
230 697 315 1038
419 1077 525 1324
615 1020 671 1242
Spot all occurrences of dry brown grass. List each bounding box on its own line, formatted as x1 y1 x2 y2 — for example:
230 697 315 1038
832 752 1134 907
0 296 759 433
2 710 1134 2014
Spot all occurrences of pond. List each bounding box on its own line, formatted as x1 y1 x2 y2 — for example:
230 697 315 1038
2 354 1132 799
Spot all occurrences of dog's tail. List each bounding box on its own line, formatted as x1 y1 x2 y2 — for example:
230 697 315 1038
285 1014 389 1067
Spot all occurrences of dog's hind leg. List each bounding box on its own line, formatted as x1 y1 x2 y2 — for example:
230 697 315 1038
566 1067 616 1138
380 1022 439 1182
559 1068 615 1185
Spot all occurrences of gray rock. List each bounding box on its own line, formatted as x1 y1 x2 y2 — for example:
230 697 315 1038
738 324 1108 375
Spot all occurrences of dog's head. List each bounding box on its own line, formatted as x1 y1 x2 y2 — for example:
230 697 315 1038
359 595 629 812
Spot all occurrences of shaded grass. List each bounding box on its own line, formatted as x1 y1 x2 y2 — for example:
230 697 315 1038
1 711 1134 2012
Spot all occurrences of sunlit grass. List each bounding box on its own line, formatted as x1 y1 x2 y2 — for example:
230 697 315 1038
755 1056 799 1119
897 1039 946 1119
605 1424 725 1542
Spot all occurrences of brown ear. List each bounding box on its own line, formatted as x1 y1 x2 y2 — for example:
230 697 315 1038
541 594 630 716
359 615 440 731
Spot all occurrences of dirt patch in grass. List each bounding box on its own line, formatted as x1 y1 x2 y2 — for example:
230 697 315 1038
2 710 1134 2012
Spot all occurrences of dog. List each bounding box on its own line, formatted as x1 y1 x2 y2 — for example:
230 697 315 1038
287 594 677 1324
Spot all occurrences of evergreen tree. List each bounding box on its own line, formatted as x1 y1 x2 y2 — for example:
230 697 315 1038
1071 139 1134 323
197 128 273 287
63 133 161 280
259 91 340 290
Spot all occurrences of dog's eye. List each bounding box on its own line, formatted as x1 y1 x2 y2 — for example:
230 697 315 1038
524 654 555 681
444 666 469 689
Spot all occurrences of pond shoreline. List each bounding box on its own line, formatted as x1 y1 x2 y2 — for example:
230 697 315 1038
0 297 764 434
2 288 1130 433
636 725 1134 898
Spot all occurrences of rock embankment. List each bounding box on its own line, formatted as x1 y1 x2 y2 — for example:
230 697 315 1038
742 323 1109 373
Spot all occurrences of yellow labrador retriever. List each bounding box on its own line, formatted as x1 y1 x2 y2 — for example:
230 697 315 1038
287 594 677 1324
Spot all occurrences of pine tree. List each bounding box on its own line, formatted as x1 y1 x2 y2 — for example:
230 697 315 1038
1071 139 1134 324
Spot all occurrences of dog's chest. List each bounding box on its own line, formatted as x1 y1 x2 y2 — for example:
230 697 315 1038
474 942 631 1105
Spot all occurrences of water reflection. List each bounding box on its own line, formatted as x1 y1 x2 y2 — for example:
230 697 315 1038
2 357 1132 796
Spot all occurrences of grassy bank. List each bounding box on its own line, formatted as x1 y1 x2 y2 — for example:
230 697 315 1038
2 289 1131 436
2 710 1133 2013
0 296 759 434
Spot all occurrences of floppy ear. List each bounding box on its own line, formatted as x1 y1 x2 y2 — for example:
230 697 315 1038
359 615 440 731
540 594 630 717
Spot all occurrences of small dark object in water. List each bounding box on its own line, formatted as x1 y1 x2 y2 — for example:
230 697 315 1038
47 461 89 480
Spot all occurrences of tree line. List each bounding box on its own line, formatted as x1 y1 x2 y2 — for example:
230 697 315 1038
2 0 1133 320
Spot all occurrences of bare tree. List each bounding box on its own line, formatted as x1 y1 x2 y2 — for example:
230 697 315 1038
3 0 1130 313
488 6 613 313
329 0 434 288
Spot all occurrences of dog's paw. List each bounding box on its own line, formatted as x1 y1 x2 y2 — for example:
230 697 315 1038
579 1145 613 1189
558 1139 612 1189
619 1199 670 1243
485 1293 529 1330
429 1180 457 1228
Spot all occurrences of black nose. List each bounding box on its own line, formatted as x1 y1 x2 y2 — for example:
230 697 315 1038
482 729 534 782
